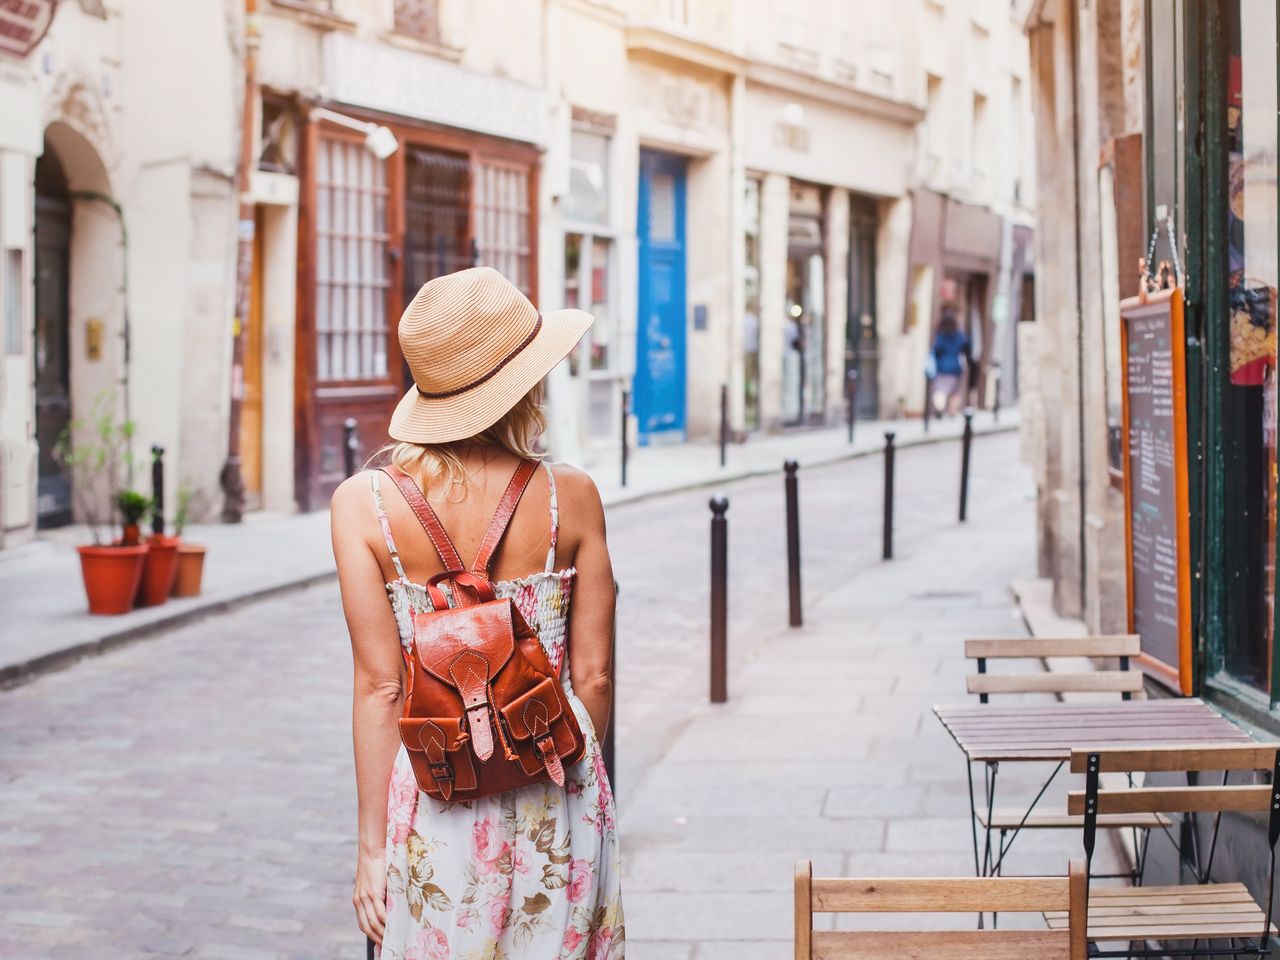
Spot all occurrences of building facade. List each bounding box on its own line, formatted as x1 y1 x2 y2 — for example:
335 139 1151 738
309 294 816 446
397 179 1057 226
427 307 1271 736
0 0 241 547
1024 0 1280 902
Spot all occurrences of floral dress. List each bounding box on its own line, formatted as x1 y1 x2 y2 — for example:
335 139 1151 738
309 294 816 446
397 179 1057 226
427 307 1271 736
370 467 624 960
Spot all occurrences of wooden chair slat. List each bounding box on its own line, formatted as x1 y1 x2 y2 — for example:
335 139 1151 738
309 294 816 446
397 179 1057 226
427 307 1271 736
1067 743 1280 774
1043 883 1275 941
811 930 1071 960
976 808 1170 830
965 636 1141 659
1067 784 1272 816
967 672 1144 695
795 859 812 960
811 875 1069 913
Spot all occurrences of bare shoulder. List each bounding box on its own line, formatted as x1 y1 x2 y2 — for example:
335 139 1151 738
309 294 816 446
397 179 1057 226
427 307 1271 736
330 471 375 525
547 462 605 528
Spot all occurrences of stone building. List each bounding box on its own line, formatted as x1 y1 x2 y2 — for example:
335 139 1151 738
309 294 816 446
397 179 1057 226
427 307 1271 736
0 0 241 547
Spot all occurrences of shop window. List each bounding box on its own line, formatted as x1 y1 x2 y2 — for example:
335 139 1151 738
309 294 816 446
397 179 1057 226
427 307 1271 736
848 195 878 420
563 126 618 442
474 161 531 294
315 136 390 382
743 177 763 430
1146 0 1182 264
785 183 826 425
1217 0 1278 694
5 250 22 355
393 0 440 43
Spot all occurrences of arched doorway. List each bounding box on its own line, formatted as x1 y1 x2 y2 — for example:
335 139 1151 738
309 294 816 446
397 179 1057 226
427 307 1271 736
34 143 72 528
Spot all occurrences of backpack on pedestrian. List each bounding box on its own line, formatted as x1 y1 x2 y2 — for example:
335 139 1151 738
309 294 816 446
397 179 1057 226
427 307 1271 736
380 460 586 803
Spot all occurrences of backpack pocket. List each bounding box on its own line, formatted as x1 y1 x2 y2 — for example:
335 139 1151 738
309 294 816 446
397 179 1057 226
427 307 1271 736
398 716 476 801
498 678 584 780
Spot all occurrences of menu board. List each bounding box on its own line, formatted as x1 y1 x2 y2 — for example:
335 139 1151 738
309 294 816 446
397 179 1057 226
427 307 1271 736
1120 289 1192 694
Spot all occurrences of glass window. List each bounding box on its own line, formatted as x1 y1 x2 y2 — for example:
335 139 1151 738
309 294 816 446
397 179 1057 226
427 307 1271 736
565 130 609 227
475 161 532 294
743 177 762 430
315 136 390 382
1219 0 1278 693
589 237 612 371
393 0 441 43
1147 0 1182 264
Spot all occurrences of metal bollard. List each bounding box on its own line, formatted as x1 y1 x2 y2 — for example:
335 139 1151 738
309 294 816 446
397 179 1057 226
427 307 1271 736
719 383 729 468
150 444 165 536
923 375 933 434
620 389 630 488
846 370 858 444
959 408 974 522
343 417 359 478
709 496 729 703
882 432 896 560
784 460 802 627
991 366 1002 423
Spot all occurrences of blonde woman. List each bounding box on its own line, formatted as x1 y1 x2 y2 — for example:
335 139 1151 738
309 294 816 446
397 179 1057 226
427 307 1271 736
330 268 623 959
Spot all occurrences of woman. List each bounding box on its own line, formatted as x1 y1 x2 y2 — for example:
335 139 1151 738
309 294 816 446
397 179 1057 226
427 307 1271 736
930 309 970 416
331 267 623 958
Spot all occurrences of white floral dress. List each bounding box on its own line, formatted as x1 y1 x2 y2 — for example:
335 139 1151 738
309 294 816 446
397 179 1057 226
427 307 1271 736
371 467 624 960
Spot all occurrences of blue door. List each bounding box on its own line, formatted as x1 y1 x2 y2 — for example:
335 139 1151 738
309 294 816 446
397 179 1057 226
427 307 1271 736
635 151 687 441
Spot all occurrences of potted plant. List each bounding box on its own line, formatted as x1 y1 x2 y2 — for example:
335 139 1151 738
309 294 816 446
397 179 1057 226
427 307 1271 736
170 485 207 598
56 397 148 615
136 505 182 610
114 489 151 546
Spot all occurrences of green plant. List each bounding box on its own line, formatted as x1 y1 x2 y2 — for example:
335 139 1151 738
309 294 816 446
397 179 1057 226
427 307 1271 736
174 485 193 537
114 489 152 527
52 393 137 544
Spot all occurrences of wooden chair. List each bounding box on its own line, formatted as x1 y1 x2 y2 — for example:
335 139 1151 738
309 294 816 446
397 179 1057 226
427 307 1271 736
795 859 1087 960
963 635 1166 866
1043 744 1280 956
964 635 1145 702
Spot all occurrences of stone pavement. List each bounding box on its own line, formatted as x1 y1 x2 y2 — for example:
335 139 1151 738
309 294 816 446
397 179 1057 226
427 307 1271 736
0 409 1015 686
0 427 1100 958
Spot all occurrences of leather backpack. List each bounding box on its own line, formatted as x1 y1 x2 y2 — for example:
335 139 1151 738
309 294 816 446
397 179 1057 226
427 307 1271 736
381 461 586 802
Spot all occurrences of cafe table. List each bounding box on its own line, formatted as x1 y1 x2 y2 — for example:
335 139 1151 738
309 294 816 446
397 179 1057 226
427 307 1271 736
933 697 1253 878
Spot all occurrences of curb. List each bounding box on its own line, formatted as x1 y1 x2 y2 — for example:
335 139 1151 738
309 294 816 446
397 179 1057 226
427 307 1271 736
3 421 1017 690
0 570 336 690
600 419 1018 509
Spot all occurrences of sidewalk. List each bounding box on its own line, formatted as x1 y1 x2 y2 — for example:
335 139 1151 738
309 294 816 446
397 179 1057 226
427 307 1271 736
614 425 1115 958
0 409 1016 685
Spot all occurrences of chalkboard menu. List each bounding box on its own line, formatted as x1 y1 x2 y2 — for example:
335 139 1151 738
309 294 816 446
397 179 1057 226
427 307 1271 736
1120 289 1192 694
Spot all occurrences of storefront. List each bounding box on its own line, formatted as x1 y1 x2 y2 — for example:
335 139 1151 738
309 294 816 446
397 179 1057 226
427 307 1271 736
291 35 544 509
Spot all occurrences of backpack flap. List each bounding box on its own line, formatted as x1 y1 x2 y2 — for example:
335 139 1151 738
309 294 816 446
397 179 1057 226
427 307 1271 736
398 716 476 800
499 677 580 786
412 600 518 762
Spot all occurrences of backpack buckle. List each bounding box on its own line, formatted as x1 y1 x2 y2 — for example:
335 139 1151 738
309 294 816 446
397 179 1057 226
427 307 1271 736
429 760 455 783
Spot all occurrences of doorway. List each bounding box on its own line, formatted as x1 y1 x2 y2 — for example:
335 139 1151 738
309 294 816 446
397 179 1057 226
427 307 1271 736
242 209 265 504
34 146 72 528
784 184 826 426
635 150 687 441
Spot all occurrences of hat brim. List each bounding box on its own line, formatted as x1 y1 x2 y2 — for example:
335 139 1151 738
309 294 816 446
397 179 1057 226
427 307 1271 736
388 307 593 444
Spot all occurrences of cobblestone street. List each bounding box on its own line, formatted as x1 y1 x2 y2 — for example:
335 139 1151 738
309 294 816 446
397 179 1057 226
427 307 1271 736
0 431 1098 958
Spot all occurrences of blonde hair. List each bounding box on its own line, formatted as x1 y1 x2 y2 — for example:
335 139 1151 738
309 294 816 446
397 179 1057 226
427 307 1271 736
373 383 546 495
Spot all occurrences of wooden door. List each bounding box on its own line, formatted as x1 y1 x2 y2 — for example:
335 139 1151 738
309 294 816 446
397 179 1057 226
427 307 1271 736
635 151 687 440
34 147 72 528
242 208 264 502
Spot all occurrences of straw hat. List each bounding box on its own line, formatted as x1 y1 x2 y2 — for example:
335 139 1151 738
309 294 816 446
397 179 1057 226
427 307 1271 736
388 267 592 444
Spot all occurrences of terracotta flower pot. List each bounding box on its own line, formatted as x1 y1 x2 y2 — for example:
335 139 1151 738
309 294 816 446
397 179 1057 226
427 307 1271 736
171 542 207 598
121 524 142 547
136 535 181 607
77 544 148 615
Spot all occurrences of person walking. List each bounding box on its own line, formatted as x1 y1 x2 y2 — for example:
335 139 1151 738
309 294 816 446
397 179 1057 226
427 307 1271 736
331 267 623 959
930 309 970 416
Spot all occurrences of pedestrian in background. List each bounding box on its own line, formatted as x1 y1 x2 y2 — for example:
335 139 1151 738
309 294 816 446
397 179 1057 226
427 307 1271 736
330 268 623 957
930 309 970 416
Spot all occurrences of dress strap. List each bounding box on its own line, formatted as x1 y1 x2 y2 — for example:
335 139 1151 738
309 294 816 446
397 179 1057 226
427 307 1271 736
369 471 407 581
543 461 559 573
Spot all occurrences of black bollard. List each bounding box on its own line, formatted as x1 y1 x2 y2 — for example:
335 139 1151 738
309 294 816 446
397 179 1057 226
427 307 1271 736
923 375 933 434
367 937 375 960
784 460 802 627
620 390 630 488
719 383 728 468
709 496 729 703
959 408 974 522
846 370 858 444
343 417 359 478
150 444 165 536
991 365 1002 423
882 432 896 560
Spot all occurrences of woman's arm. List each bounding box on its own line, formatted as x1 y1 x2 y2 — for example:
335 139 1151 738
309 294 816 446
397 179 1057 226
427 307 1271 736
331 476 405 945
562 469 616 739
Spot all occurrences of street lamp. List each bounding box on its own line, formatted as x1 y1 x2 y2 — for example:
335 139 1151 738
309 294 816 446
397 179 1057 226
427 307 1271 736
309 107 399 160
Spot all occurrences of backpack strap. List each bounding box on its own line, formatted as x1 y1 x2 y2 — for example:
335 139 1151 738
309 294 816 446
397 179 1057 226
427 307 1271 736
379 467 465 572
471 459 540 577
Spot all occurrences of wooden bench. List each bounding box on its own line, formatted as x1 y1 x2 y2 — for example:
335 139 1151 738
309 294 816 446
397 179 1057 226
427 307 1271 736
1044 744 1280 953
795 859 1087 960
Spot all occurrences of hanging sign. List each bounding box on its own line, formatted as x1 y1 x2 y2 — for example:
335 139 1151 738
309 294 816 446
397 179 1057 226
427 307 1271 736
0 0 57 60
1120 287 1193 694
